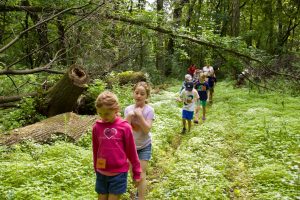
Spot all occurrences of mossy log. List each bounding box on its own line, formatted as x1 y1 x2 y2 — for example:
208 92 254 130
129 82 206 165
0 112 97 146
42 64 89 117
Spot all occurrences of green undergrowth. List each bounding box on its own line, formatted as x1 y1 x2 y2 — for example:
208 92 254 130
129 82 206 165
147 81 299 200
0 81 299 199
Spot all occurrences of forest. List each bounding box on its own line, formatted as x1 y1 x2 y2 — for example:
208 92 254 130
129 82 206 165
0 0 299 199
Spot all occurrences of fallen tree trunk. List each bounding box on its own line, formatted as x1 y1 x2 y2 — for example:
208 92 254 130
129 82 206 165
0 112 97 146
41 64 89 117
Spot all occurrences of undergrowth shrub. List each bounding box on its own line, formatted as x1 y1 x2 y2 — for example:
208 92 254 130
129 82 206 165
0 97 46 132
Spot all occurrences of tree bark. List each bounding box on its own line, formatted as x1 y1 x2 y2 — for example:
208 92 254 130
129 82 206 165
156 0 165 72
0 112 97 146
42 64 89 117
230 0 240 37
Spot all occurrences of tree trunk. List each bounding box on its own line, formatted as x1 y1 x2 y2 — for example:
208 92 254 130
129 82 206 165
0 112 97 146
42 64 89 117
156 0 164 71
230 0 240 37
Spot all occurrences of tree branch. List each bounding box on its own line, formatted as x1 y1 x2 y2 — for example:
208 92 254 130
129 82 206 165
104 13 262 63
0 2 92 53
5 2 106 69
0 92 37 104
243 74 276 92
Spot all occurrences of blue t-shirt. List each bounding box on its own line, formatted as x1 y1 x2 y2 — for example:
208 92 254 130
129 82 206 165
207 76 217 88
194 81 209 101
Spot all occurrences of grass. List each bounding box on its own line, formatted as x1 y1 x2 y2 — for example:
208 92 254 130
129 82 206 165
0 80 299 199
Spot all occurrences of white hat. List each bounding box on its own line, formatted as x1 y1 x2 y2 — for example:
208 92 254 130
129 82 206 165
185 74 192 81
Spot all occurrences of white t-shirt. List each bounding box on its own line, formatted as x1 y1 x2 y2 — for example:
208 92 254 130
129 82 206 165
180 89 199 111
203 66 214 74
124 104 155 150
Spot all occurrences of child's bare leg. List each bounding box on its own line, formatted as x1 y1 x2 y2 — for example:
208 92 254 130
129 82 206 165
98 194 108 200
202 106 206 120
188 120 192 132
194 106 200 122
207 90 210 102
137 160 148 200
182 119 186 129
209 89 213 103
108 194 120 200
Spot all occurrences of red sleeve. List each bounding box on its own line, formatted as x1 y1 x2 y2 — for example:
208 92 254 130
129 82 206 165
124 125 141 180
92 125 99 172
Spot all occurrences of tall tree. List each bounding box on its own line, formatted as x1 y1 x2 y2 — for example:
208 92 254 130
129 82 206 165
155 0 164 72
230 0 240 37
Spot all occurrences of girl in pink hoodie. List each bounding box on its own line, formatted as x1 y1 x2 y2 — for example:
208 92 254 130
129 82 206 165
92 91 141 200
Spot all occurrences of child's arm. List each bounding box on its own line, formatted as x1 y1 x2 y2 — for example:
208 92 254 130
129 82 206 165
193 89 200 100
92 127 99 172
124 107 134 124
124 126 141 181
134 107 153 134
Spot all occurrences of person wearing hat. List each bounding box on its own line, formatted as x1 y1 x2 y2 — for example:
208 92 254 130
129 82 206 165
179 74 193 93
178 81 199 133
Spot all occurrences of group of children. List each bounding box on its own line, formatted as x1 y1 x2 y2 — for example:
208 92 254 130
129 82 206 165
91 67 216 199
92 82 154 200
178 64 217 133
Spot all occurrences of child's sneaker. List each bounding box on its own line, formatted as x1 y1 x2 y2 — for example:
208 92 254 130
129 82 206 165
181 128 186 134
193 120 199 124
202 117 206 121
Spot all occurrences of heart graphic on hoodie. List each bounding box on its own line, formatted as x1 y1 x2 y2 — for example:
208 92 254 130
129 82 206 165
104 128 117 139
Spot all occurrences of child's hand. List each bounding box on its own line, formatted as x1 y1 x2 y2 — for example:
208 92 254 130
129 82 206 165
133 179 141 187
128 110 135 117
134 107 143 117
176 97 182 102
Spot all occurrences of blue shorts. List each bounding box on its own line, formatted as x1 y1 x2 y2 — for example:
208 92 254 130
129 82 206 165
137 143 152 160
95 172 128 195
182 110 194 120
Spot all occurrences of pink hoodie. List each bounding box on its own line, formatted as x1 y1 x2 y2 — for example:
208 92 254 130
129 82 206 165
92 116 141 180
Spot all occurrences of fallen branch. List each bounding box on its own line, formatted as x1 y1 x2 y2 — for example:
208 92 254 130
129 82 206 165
104 13 262 63
243 74 276 92
0 92 37 104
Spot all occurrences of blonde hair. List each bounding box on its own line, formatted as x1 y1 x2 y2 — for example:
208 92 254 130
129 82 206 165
95 91 120 111
199 73 206 82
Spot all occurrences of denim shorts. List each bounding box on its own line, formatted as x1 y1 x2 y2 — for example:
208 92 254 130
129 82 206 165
95 172 128 195
137 143 152 160
182 110 194 120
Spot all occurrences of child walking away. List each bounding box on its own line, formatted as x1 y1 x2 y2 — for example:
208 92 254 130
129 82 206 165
179 81 199 133
194 73 209 123
193 69 202 83
124 82 155 200
207 71 217 103
187 64 197 77
180 74 193 93
92 91 141 200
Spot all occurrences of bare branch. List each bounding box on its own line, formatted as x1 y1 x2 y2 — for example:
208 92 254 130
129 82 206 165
0 102 18 109
104 13 262 63
0 92 37 104
0 68 64 75
0 2 92 53
6 2 106 69
243 74 276 92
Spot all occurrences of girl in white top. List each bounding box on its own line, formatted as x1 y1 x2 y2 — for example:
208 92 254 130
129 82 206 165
124 81 155 200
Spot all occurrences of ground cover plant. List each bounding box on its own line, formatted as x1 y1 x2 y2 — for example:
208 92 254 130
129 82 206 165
0 80 299 199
